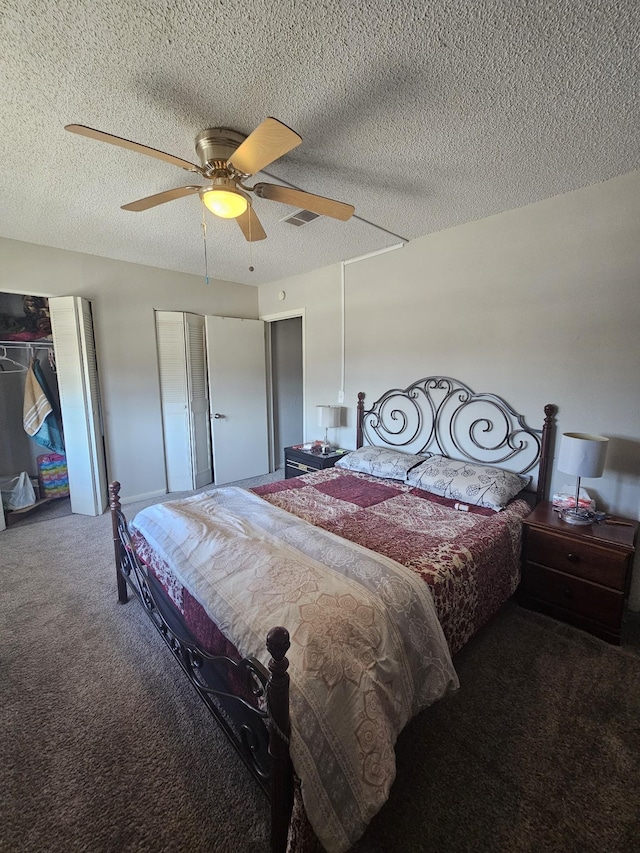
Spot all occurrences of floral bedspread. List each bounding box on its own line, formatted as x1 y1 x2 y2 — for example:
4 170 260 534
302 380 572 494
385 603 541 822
253 469 531 654
131 487 458 853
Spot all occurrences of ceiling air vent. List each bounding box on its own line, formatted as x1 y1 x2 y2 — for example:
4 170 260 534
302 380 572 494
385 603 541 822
281 209 321 227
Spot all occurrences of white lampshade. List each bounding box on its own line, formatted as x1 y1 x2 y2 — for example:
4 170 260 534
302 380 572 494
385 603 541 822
558 432 608 478
316 405 341 429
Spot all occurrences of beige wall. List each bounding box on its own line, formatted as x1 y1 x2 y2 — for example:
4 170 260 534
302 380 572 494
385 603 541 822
0 238 259 501
260 169 640 608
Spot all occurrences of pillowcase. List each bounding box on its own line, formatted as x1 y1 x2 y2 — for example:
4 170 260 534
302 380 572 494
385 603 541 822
335 446 427 481
405 454 530 511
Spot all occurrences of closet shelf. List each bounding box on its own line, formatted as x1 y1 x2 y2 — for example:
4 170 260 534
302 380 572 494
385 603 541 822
0 339 54 347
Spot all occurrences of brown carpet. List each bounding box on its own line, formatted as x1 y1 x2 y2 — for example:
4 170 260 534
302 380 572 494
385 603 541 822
354 605 640 853
1 487 639 852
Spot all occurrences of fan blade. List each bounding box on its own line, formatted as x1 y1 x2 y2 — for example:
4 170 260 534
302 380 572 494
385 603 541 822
121 186 201 211
65 124 201 173
253 183 354 221
227 118 302 176
236 205 267 242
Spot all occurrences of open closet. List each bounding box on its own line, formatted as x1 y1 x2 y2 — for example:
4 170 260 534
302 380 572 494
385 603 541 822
0 292 68 527
1 293 108 529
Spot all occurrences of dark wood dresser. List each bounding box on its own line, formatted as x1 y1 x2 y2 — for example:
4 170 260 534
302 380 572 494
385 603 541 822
520 501 638 644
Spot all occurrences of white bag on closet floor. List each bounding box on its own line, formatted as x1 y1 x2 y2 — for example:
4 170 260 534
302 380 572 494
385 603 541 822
0 472 36 511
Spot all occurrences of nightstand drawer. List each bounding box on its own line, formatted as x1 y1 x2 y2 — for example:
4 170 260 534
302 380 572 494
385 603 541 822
523 563 625 629
286 459 317 475
525 528 628 590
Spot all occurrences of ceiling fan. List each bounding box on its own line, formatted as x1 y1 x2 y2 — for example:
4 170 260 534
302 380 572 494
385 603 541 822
65 118 355 241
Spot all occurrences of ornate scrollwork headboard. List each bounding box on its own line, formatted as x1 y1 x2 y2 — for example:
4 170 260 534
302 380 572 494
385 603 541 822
356 376 556 504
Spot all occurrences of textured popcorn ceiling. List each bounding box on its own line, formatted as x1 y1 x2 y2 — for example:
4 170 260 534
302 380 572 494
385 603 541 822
1 0 639 286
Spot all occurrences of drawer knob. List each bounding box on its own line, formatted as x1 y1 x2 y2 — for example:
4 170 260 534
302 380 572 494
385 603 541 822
566 553 580 563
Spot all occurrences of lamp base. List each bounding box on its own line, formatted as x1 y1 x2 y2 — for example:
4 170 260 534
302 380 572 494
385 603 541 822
561 507 596 526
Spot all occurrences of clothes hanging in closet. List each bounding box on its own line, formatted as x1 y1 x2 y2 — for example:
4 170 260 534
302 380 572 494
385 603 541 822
23 359 64 454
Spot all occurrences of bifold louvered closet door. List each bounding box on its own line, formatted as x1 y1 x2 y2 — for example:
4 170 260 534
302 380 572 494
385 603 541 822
155 311 212 492
48 296 108 516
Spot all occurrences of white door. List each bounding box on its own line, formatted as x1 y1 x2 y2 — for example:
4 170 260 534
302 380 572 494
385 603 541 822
155 311 212 492
48 296 108 516
205 316 269 485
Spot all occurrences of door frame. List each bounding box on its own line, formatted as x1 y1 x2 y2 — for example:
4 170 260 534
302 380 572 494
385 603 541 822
260 309 306 473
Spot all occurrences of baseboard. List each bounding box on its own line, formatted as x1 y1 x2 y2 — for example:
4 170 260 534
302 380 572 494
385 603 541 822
119 488 166 506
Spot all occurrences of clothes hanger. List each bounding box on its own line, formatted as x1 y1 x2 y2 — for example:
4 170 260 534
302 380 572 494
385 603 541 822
0 346 28 373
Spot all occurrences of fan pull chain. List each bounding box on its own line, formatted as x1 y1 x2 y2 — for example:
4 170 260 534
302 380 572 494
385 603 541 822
201 202 210 285
248 203 254 272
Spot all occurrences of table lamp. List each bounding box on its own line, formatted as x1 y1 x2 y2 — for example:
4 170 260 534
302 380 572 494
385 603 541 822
557 432 609 525
316 405 341 454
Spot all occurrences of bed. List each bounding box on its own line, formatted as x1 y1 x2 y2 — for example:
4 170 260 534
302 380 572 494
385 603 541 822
110 376 556 853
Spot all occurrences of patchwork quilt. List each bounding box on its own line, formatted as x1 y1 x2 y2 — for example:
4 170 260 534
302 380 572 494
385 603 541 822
252 468 531 654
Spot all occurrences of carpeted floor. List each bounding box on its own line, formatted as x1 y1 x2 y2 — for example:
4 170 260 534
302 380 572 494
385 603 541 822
1 477 639 852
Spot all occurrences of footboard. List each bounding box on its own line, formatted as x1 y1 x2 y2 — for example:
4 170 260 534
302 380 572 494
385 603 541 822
109 482 293 852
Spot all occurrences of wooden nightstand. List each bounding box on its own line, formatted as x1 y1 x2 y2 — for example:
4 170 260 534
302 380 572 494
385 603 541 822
284 446 344 479
520 501 638 644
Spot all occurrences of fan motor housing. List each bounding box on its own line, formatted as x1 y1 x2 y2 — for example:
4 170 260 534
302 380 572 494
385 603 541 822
195 128 247 176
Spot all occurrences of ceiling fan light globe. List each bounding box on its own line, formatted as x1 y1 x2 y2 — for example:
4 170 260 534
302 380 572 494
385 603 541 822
202 187 248 219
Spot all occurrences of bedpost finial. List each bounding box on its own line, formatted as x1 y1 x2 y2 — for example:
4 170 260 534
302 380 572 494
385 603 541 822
267 626 290 664
544 403 557 421
109 481 122 510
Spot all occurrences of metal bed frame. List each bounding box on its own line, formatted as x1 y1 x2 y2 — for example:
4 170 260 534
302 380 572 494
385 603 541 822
111 378 556 852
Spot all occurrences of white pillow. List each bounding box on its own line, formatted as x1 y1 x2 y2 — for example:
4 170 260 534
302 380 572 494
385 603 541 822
335 446 427 481
405 454 530 511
